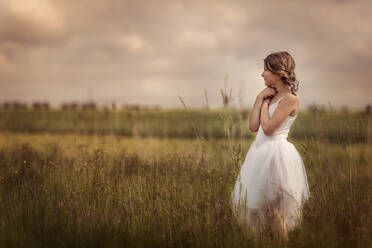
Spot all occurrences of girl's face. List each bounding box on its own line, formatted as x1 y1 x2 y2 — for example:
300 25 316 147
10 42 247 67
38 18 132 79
261 66 281 88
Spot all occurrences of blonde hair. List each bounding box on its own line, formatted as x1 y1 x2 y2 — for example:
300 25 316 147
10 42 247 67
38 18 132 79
263 51 299 96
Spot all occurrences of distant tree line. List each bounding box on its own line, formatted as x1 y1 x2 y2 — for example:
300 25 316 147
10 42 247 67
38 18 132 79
0 101 161 112
0 101 371 114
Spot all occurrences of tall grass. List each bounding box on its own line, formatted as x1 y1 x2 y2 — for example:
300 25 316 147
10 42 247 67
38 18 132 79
0 108 369 143
0 80 371 247
0 133 370 247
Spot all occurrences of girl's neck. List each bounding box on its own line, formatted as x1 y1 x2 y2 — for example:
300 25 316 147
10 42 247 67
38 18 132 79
275 83 291 95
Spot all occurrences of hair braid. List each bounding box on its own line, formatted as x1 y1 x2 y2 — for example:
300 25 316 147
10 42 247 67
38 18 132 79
264 51 299 96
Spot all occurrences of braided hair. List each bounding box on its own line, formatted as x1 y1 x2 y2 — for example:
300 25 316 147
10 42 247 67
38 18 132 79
263 51 299 96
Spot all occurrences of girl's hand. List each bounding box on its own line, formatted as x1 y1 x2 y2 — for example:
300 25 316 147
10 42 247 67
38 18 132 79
262 98 271 107
258 86 277 100
263 97 270 104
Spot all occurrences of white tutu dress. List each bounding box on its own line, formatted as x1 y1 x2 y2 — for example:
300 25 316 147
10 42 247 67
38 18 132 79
230 96 310 232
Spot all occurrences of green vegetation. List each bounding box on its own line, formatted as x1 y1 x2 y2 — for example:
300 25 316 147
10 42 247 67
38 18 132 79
0 96 371 247
0 108 370 143
0 132 371 247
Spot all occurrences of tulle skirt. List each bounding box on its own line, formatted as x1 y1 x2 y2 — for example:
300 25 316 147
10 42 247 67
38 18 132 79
230 138 310 232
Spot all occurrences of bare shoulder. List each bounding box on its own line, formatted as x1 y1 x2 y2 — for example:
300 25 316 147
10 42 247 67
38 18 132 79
281 93 299 116
282 93 298 104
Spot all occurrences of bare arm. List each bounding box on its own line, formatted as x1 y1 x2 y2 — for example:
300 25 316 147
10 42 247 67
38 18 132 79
249 95 264 132
260 94 297 136
249 87 276 132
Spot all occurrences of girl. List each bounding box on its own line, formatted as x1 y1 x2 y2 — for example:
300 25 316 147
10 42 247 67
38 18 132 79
230 51 310 241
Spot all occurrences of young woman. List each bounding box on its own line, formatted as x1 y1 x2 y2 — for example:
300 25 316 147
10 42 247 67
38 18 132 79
230 51 310 240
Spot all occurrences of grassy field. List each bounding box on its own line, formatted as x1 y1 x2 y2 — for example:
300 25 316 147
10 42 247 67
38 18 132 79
0 129 371 247
0 108 369 143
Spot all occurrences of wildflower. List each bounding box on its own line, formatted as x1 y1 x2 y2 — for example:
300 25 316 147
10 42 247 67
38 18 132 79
71 201 77 207
215 200 223 209
23 160 27 164
60 201 65 207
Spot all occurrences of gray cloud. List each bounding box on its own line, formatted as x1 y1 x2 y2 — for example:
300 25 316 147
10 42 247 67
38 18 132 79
0 0 371 110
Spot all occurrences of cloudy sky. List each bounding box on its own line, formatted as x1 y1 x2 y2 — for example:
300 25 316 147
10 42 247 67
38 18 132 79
0 0 371 110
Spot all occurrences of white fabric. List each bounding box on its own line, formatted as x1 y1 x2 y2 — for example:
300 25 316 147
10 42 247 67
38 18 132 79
230 96 310 232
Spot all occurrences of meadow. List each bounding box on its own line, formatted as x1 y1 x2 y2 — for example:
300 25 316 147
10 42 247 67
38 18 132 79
0 108 369 143
0 107 371 247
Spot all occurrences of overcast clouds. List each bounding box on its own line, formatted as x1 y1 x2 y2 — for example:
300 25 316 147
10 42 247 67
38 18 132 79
0 0 371 110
